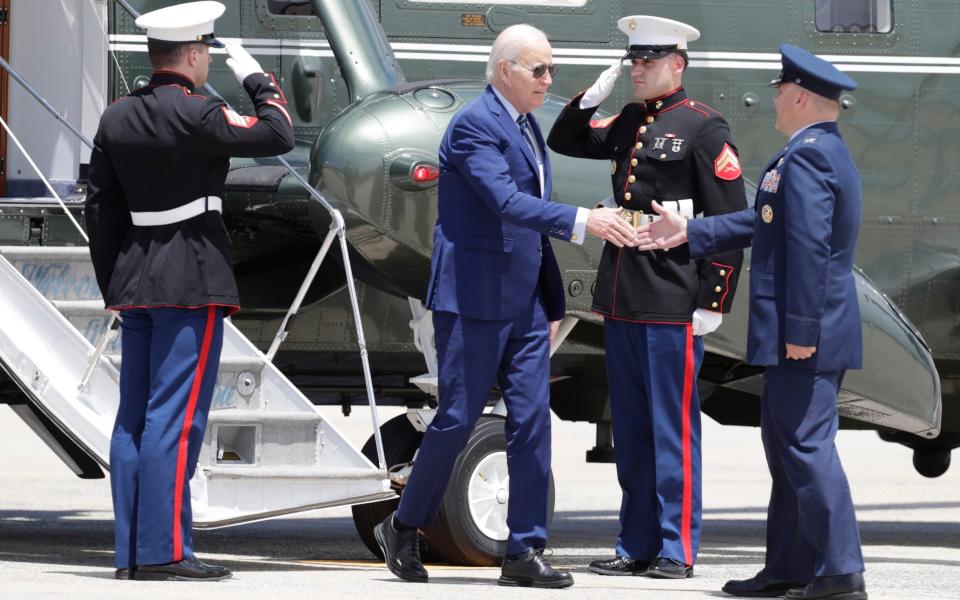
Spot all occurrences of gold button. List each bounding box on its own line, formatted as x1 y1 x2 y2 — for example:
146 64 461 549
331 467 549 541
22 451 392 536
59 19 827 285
628 175 636 184
273 94 280 99
711 302 718 309
571 233 578 241
636 142 643 150
624 192 632 201
646 116 655 124
639 126 647 134
660 153 667 159
689 101 696 107
719 269 727 276
715 286 722 293
631 158 638 167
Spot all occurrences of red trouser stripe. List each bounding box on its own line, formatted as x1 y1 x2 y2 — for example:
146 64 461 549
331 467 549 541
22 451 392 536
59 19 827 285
172 306 217 561
680 322 694 566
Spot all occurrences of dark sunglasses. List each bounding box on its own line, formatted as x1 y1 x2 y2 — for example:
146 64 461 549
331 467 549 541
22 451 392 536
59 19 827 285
508 60 559 79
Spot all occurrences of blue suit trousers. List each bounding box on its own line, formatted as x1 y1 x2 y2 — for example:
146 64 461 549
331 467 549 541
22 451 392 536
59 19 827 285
396 297 552 555
110 306 223 568
762 366 865 580
604 319 704 566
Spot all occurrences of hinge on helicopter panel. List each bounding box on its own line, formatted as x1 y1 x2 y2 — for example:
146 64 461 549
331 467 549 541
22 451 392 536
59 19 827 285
0 8 8 25
0 157 5 176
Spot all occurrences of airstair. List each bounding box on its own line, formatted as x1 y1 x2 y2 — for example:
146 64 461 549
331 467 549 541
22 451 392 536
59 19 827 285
0 244 393 527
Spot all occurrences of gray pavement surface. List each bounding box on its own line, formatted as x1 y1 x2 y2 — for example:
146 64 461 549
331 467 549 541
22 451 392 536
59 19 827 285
1 404 958 600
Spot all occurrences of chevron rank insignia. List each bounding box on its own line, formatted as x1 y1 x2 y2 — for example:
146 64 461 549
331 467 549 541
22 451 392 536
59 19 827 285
713 143 742 181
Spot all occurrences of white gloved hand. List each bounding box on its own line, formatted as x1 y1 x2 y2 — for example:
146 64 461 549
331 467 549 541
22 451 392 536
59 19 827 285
692 308 722 336
580 60 624 109
225 41 264 84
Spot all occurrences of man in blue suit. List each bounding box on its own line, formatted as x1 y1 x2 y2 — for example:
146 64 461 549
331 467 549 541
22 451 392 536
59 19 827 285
636 45 867 600
374 24 637 589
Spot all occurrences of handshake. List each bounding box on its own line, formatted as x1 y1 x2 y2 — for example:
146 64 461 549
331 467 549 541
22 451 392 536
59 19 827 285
584 206 641 248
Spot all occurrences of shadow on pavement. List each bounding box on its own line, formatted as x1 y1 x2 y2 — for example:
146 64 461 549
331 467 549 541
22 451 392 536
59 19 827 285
1 505 959 575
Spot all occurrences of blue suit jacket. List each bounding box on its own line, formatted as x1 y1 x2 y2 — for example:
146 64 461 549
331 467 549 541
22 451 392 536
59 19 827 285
426 85 578 322
688 122 862 371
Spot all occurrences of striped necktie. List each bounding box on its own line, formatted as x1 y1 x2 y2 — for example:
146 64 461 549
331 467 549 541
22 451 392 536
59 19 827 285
516 114 541 163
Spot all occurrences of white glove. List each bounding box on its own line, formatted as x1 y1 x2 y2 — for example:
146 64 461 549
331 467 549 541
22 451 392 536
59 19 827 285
225 41 264 84
580 60 623 109
692 309 722 336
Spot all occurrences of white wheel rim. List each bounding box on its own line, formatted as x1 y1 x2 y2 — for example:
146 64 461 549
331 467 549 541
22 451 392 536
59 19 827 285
467 451 510 541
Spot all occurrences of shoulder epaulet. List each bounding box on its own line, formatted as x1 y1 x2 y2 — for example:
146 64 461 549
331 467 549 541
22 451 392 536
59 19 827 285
683 99 723 119
798 129 824 145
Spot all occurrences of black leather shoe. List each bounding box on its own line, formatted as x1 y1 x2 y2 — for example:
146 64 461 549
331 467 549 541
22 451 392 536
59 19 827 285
645 557 693 579
785 573 867 600
588 555 650 576
114 568 135 580
499 548 573 588
374 512 428 583
135 556 232 581
722 570 806 597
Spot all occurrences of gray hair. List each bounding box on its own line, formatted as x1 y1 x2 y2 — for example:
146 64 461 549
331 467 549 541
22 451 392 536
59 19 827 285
486 24 549 84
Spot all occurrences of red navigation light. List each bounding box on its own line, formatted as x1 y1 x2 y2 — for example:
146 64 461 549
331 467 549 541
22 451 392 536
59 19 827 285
411 164 440 184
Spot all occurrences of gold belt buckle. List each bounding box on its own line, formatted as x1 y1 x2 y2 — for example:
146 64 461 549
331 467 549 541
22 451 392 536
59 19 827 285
622 209 651 228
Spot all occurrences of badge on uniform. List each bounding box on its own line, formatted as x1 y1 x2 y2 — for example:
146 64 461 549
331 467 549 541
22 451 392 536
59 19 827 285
761 204 774 223
713 143 742 181
760 168 781 193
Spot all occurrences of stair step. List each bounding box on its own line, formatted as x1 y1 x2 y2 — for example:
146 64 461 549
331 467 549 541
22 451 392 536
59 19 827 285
207 410 321 423
106 355 265 371
203 466 386 480
52 299 108 315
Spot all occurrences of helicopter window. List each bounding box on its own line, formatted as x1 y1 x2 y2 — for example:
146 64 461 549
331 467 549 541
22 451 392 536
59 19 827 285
814 0 893 33
267 0 315 16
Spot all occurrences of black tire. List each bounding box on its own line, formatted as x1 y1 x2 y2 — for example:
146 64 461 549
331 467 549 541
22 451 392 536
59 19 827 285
423 415 555 566
351 414 423 559
913 447 951 478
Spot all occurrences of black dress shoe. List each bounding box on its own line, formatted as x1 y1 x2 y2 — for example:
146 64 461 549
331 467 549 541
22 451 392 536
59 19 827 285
499 548 573 588
588 555 650 576
374 512 428 583
722 570 806 597
645 557 693 579
135 556 232 581
785 573 867 600
114 568 135 580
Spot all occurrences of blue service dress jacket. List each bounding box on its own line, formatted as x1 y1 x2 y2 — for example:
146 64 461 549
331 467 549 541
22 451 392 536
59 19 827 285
688 121 862 371
426 85 579 322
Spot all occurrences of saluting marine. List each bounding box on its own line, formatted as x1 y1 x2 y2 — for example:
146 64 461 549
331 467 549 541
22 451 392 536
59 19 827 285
85 1 294 581
548 16 746 578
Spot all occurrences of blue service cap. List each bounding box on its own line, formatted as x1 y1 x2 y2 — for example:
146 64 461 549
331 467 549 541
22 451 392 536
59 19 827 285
769 44 858 100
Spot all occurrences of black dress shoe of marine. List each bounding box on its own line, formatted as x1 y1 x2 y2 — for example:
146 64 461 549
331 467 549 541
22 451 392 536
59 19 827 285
114 568 135 580
645 557 693 579
135 556 232 581
499 548 574 588
588 555 650 576
785 573 867 600
722 571 806 597
374 512 428 583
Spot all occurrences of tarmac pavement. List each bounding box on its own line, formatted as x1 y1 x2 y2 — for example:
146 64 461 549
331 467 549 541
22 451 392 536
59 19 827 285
1 404 958 600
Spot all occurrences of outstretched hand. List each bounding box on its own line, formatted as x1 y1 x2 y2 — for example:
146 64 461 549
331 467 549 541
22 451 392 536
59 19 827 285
586 207 639 248
636 201 688 251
